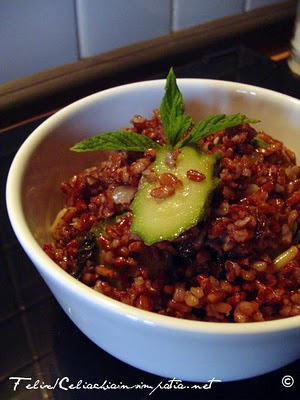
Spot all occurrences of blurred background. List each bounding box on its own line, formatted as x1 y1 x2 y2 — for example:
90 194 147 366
0 0 296 85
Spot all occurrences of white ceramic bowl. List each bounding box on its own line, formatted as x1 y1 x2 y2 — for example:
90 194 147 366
6 79 300 382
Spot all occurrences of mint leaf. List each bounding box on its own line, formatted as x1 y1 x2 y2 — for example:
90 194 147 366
160 68 192 146
176 113 259 148
169 114 193 145
71 131 161 152
253 137 269 148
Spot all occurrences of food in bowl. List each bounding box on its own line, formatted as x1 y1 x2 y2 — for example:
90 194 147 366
43 69 300 323
7 73 300 381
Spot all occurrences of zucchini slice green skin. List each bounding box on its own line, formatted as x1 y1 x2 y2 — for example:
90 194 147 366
130 146 219 245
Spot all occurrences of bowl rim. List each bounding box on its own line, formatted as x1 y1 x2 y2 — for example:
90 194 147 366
6 78 300 336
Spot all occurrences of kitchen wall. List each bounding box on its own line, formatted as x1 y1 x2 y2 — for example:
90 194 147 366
0 0 288 85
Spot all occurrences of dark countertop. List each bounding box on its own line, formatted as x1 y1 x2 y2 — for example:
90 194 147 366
1 45 300 400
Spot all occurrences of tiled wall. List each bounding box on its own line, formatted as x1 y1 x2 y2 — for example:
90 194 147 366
0 0 288 85
0 0 78 85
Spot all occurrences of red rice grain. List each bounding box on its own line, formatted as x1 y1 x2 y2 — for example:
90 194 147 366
44 113 300 323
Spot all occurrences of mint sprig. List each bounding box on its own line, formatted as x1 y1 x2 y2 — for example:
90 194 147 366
160 68 192 146
70 68 259 153
176 113 259 148
159 69 258 148
71 131 161 152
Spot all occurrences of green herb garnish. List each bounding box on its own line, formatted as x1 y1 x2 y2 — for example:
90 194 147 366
71 130 161 152
159 67 192 146
71 68 259 153
177 113 259 148
72 231 99 279
253 137 269 148
90 213 130 237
